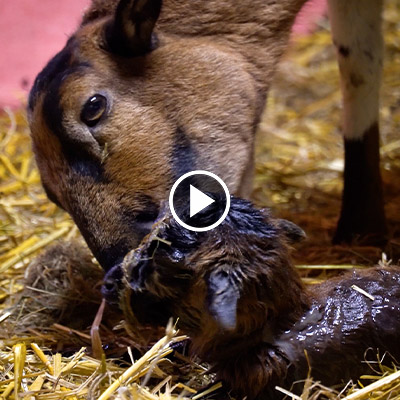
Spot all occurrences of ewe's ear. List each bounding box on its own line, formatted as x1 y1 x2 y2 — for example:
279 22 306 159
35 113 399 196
207 269 240 331
105 0 162 56
276 219 306 244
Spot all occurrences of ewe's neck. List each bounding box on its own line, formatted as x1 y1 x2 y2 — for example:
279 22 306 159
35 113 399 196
159 0 307 90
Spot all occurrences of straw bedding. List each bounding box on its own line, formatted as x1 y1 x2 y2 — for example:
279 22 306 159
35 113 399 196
0 2 399 398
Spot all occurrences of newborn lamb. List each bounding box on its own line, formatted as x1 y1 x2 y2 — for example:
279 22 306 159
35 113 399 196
103 196 400 399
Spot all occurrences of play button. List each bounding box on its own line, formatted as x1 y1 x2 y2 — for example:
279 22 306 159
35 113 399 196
190 185 215 217
169 170 230 232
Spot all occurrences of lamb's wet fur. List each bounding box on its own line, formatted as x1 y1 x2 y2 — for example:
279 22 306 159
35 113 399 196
106 197 400 399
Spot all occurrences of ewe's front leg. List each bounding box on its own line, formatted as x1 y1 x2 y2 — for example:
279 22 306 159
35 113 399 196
328 0 387 245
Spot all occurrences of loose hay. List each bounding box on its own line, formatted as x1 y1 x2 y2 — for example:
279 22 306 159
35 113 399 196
0 327 196 400
254 0 400 267
15 241 103 331
0 1 400 398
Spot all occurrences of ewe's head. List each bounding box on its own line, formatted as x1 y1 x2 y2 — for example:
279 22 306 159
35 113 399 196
28 0 258 271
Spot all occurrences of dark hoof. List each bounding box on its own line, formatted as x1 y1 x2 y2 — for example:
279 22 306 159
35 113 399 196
335 123 388 248
332 219 388 247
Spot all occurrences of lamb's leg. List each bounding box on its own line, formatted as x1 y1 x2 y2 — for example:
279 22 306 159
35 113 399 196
328 0 387 245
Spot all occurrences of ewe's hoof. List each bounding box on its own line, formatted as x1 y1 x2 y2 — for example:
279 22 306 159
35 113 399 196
332 219 388 247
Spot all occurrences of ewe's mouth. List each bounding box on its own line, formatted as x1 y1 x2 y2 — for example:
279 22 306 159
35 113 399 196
100 204 173 304
84 207 159 273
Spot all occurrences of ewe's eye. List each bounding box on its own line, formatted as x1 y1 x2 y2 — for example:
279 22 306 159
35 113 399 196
81 94 107 127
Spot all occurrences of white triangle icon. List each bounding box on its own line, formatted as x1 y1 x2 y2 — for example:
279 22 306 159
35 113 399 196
190 185 215 218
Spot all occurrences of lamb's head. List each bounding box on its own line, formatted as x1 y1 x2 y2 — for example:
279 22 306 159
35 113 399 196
107 197 308 356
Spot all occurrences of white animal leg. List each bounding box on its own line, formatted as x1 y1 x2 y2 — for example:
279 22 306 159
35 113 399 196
328 0 387 245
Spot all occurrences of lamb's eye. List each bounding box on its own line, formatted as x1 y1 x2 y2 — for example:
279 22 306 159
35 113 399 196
81 95 107 127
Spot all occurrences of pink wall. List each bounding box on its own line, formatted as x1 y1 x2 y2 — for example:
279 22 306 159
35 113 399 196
0 0 326 109
0 0 89 108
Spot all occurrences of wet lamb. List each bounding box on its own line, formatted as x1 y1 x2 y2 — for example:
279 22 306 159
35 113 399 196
103 197 400 399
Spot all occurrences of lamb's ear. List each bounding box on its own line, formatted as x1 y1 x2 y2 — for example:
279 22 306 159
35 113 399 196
276 219 306 244
207 269 240 331
105 0 162 56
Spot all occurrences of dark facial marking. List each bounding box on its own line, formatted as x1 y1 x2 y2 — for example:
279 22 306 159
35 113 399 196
171 127 197 180
29 37 104 182
40 67 106 183
37 56 105 182
28 37 76 112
